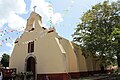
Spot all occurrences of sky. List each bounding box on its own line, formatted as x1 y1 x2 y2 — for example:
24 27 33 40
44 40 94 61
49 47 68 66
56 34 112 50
0 0 117 56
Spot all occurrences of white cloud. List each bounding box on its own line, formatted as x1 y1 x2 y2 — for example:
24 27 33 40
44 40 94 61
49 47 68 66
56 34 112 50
51 13 63 25
30 0 53 18
7 12 26 31
0 0 63 30
0 19 7 28
30 0 63 26
70 0 74 4
6 42 13 48
0 0 26 31
5 40 15 56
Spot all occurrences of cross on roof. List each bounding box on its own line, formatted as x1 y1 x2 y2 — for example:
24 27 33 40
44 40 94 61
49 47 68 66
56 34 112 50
33 6 37 12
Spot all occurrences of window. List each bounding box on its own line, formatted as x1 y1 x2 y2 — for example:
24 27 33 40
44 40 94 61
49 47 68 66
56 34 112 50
28 41 34 53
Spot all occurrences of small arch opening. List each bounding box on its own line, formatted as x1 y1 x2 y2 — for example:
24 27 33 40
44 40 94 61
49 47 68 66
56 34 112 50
26 57 36 80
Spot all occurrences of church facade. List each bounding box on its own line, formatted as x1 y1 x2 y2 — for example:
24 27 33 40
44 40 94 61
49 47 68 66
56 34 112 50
9 12 106 80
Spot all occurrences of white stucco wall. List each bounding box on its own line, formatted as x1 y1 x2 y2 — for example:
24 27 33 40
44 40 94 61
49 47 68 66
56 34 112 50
60 38 79 72
72 44 88 72
9 12 68 74
9 12 87 75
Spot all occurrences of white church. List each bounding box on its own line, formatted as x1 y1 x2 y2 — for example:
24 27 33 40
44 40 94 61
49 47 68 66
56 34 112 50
9 12 107 80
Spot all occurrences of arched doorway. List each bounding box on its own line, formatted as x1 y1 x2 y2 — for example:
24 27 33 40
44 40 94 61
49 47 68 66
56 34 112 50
26 57 36 80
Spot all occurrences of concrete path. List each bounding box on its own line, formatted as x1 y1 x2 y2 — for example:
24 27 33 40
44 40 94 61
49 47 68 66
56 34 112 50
71 75 109 80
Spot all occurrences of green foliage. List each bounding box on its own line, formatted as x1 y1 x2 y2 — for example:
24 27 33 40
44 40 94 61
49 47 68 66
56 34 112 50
73 0 120 66
1 53 10 68
16 71 33 80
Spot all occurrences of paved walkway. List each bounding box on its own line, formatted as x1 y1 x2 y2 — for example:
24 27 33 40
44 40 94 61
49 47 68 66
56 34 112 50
71 73 120 80
71 76 108 80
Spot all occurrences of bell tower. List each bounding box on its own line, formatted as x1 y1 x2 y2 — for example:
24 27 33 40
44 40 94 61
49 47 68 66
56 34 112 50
25 11 43 32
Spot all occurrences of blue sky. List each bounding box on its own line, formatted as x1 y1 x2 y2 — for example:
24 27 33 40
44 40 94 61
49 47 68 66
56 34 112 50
0 0 117 56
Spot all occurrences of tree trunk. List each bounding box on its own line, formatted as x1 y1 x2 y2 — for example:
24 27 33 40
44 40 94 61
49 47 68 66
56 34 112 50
117 53 120 72
117 39 120 73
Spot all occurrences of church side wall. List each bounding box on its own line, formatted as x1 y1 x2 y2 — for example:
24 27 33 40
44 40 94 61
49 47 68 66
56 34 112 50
35 33 66 74
60 38 79 72
74 47 88 72
87 58 93 71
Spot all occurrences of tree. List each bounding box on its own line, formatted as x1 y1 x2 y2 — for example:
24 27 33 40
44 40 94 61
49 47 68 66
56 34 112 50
110 28 120 71
73 0 120 70
1 53 10 68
